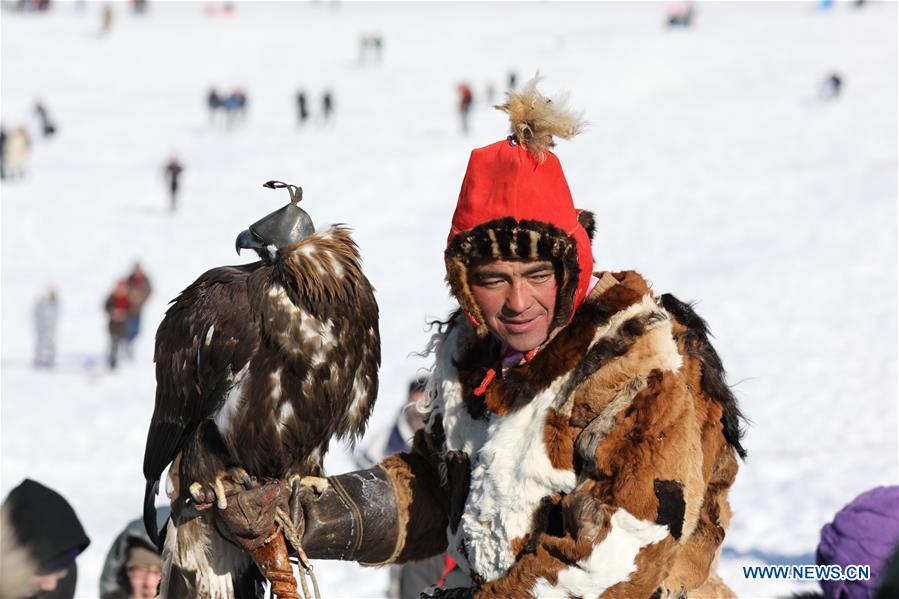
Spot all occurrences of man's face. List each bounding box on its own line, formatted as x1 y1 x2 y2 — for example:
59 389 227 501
469 259 557 352
128 564 162 599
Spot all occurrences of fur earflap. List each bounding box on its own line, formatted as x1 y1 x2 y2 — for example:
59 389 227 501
496 75 586 161
577 210 596 242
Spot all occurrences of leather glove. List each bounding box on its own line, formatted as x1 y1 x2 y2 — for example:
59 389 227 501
299 466 401 565
208 467 401 565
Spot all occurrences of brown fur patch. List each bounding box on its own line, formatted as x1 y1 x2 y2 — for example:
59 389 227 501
475 545 567 599
685 573 737 598
587 369 697 524
380 452 449 563
510 534 530 561
544 409 575 471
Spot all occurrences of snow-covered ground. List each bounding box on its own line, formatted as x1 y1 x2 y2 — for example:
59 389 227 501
2 2 896 597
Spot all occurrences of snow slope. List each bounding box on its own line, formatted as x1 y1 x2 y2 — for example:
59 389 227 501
2 2 896 597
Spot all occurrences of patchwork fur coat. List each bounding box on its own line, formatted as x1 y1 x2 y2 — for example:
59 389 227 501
378 270 745 599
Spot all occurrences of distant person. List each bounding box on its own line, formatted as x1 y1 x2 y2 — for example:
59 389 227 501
130 0 147 14
666 0 694 27
457 82 473 133
124 263 152 357
372 35 383 62
105 280 130 369
33 286 59 368
321 89 334 123
0 479 90 599
358 34 371 64
507 70 517 90
219 89 247 127
99 509 168 599
296 90 309 126
818 72 843 99
34 101 56 138
0 125 7 180
100 4 114 35
163 155 183 212
355 378 457 599
4 126 31 180
206 88 221 125
230 88 247 124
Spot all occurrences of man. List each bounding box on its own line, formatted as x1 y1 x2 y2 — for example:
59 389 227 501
219 78 746 598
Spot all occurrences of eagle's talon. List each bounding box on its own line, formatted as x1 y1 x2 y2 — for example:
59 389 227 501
213 477 228 509
298 475 329 495
189 481 210 504
229 466 255 490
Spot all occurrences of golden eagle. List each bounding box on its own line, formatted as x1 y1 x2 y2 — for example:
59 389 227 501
142 182 380 598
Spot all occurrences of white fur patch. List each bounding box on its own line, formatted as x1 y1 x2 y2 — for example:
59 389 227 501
530 508 669 598
435 326 577 581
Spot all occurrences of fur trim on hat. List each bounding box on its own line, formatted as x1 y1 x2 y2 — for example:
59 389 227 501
496 75 586 161
445 216 592 337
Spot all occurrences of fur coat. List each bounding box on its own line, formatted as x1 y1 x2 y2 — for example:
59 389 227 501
378 270 745 599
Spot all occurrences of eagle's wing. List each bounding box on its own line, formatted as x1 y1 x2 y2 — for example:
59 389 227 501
142 263 262 542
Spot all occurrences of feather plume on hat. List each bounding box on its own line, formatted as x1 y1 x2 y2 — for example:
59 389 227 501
496 74 586 161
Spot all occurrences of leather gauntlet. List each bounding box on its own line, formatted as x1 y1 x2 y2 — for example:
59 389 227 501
301 466 401 565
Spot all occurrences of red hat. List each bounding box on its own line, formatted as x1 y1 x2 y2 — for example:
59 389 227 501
445 77 595 337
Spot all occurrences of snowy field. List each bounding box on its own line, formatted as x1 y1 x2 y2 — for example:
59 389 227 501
1 1 896 597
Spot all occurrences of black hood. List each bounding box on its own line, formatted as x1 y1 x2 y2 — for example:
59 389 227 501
3 479 90 570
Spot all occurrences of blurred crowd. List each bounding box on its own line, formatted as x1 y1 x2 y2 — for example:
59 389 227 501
30 263 152 371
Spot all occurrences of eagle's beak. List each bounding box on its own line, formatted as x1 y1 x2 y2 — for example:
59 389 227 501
235 229 265 255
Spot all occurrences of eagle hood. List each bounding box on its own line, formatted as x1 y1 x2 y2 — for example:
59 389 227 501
445 76 595 337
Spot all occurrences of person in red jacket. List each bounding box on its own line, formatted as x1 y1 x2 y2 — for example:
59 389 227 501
211 76 746 599
105 280 130 369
